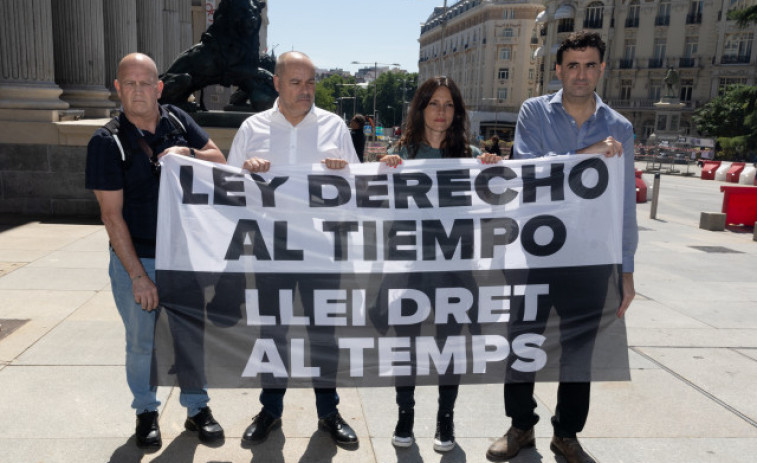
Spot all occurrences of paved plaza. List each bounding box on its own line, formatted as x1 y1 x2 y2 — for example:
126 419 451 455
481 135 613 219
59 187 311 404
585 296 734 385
1 163 756 462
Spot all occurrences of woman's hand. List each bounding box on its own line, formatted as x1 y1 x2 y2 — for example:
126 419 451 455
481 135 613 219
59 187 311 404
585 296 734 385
381 154 403 168
477 153 503 164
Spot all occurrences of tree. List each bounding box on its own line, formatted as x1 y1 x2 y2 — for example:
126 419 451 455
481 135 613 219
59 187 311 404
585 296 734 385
692 85 757 158
360 72 418 128
728 5 757 27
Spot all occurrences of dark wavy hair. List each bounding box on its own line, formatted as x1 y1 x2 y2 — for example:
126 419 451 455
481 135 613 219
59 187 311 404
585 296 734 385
556 31 606 65
398 76 471 159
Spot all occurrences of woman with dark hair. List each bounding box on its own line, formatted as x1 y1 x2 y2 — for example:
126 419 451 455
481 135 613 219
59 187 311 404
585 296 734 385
381 77 501 452
384 76 495 162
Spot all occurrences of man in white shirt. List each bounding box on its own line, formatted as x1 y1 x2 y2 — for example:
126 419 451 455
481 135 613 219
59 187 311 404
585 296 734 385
228 51 359 448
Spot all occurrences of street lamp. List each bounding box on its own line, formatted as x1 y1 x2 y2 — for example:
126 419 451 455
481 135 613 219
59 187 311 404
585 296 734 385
336 83 365 119
351 60 400 139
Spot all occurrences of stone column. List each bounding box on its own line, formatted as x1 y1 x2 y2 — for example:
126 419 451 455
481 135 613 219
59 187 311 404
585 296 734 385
179 0 194 52
0 0 69 122
137 0 164 72
162 0 182 71
51 0 115 117
103 0 138 102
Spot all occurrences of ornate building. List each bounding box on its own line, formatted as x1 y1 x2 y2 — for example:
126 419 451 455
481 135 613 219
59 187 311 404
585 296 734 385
534 0 757 142
418 0 546 139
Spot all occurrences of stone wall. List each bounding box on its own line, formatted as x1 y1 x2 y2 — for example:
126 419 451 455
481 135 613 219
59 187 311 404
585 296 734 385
0 144 99 218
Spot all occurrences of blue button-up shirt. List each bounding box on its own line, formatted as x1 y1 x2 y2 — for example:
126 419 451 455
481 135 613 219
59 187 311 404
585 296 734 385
513 89 638 272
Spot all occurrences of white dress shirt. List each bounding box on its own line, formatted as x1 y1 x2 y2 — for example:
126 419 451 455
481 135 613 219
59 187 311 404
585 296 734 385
227 99 360 167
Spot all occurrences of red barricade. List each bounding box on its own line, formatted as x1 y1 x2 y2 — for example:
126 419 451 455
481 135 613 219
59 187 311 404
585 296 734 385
726 162 746 183
701 160 721 180
720 185 757 226
635 169 647 203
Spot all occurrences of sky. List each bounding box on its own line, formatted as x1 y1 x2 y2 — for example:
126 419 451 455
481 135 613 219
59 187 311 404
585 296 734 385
265 0 448 74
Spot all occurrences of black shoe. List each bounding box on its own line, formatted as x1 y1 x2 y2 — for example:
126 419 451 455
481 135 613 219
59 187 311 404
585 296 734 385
433 410 455 452
318 411 358 447
185 406 225 444
242 410 281 444
135 410 162 449
392 407 414 448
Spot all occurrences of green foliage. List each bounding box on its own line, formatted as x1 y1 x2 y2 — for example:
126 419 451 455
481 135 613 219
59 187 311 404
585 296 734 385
727 5 757 27
314 71 419 127
693 85 757 157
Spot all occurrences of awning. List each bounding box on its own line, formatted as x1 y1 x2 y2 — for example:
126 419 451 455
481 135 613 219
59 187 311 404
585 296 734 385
535 10 547 23
533 46 544 59
554 4 575 20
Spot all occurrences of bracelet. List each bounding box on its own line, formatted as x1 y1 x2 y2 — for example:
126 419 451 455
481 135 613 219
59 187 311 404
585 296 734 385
189 148 196 158
131 273 145 282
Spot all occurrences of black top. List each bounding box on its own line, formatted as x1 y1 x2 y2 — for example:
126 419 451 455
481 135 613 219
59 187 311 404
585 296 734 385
85 105 210 257
350 128 366 162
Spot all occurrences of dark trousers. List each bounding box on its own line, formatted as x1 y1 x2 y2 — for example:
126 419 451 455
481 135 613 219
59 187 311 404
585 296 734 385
395 385 459 412
505 381 590 438
260 387 339 419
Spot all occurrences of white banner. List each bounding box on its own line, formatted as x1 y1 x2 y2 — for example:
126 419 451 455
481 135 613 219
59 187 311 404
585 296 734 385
152 154 629 388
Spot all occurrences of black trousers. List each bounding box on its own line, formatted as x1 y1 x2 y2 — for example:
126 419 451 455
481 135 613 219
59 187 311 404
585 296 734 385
504 266 611 438
505 381 590 438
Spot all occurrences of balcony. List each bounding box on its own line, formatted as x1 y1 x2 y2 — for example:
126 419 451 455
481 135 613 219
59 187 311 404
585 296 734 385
679 57 697 68
648 58 665 68
625 17 639 28
618 59 635 69
583 19 603 29
686 13 702 24
655 15 670 26
721 55 751 64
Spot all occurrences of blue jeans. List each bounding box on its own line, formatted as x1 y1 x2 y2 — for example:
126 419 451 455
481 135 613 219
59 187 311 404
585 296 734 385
260 388 339 419
109 248 209 416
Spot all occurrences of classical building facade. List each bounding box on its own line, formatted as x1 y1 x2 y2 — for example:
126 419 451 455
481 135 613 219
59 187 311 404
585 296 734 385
0 0 270 122
418 0 546 139
535 0 757 142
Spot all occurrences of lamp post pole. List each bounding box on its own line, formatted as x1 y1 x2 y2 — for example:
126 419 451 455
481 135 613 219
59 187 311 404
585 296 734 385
352 60 400 140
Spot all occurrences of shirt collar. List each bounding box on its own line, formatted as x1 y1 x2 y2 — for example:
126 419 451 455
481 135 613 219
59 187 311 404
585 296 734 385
549 89 607 117
272 98 317 126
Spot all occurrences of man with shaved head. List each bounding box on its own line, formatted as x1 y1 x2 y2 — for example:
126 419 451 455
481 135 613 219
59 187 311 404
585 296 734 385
86 53 227 450
228 51 360 448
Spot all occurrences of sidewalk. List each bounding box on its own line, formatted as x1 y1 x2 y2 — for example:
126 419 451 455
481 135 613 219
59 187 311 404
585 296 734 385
1 167 756 462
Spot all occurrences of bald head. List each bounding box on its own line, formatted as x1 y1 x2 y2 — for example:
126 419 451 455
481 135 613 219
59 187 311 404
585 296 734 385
274 51 314 77
117 53 159 82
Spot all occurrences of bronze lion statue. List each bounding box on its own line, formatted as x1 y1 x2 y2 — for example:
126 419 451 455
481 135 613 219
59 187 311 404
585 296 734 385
159 0 277 112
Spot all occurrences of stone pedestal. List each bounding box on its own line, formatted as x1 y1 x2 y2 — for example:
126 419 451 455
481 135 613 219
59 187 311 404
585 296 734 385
699 212 726 231
51 0 115 117
0 0 68 121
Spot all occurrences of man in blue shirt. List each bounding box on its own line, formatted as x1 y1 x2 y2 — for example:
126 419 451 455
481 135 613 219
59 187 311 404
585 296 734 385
486 32 638 463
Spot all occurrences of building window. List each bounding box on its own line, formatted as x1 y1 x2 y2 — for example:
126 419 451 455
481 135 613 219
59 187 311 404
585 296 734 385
687 0 703 24
529 68 535 80
620 79 633 101
497 88 508 100
650 38 666 68
656 0 671 26
499 47 511 60
681 37 697 67
722 33 753 64
558 18 574 33
626 0 640 27
498 68 510 80
656 114 667 131
584 2 604 29
680 78 693 101
649 79 662 101
621 39 636 68
504 8 515 19
502 28 514 38
719 77 747 94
